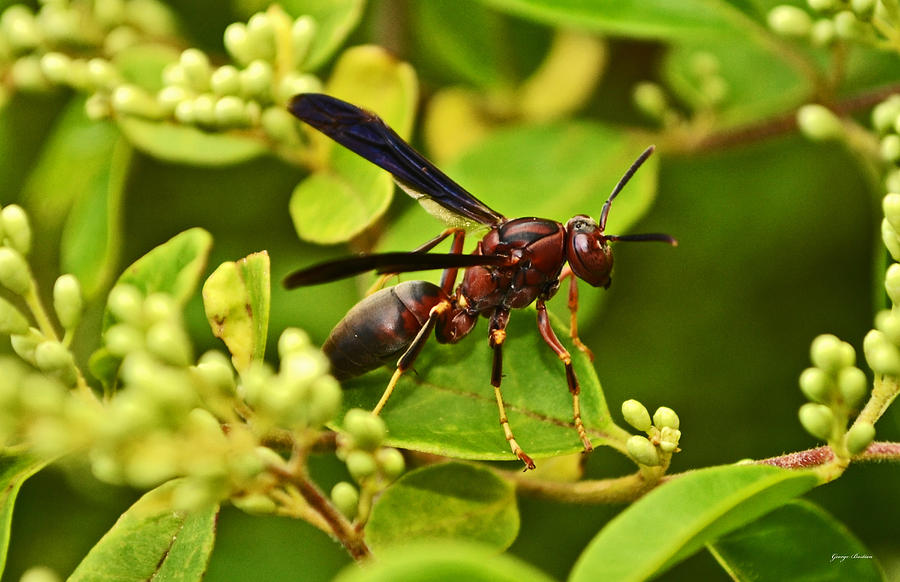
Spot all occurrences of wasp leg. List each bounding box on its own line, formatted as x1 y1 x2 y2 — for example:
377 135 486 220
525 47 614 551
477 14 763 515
373 300 451 415
559 266 594 361
489 308 535 470
536 299 593 453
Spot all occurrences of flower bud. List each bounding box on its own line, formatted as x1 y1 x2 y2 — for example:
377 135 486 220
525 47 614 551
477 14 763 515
652 406 680 429
872 96 900 134
278 328 311 358
658 427 681 452
86 58 119 90
346 450 377 482
245 12 277 63
94 0 127 27
1 204 31 255
621 399 651 431
232 493 276 515
331 481 359 519
104 322 143 356
834 10 863 38
0 296 28 335
307 376 341 426
810 19 836 46
799 367 832 403
145 321 193 366
111 84 164 119
291 16 317 69
10 328 42 365
142 292 178 324
19 566 60 582
376 447 405 479
240 60 273 101
875 309 900 344
210 65 241 96
881 134 900 162
34 340 72 371
162 62 188 87
107 284 143 324
2 6 42 51
886 263 900 305
157 85 190 116
224 23 253 66
0 248 32 295
343 408 386 451
797 104 843 142
84 93 112 121
632 82 667 121
768 5 813 36
105 25 139 54
882 219 900 261
837 367 868 407
798 403 836 440
626 435 660 466
863 330 900 376
851 0 876 18
193 351 235 394
53 274 82 330
173 99 195 124
40 52 71 85
886 194 900 234
810 334 853 372
191 93 217 126
276 73 321 105
845 422 875 455
179 48 211 92
214 95 250 127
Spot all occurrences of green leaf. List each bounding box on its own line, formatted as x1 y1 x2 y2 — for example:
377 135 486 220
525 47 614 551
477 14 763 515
59 137 131 299
21 98 122 235
569 464 820 582
0 452 47 578
379 121 662 325
337 307 621 464
367 463 519 553
280 0 365 71
478 0 750 40
113 43 180 91
69 480 219 582
290 45 418 243
708 499 886 582
663 39 811 128
334 540 557 582
117 117 268 166
202 251 271 373
102 227 213 331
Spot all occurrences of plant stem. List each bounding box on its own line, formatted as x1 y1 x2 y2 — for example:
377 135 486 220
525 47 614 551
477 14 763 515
855 375 900 427
269 463 371 561
502 469 659 504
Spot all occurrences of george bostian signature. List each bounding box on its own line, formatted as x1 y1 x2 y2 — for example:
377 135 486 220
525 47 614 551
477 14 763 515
831 553 873 563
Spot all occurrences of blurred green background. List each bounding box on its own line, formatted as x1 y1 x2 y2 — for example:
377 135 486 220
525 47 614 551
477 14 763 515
1 0 898 580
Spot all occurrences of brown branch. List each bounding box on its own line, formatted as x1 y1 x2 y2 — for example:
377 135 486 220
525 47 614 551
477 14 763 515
673 83 900 154
268 464 371 561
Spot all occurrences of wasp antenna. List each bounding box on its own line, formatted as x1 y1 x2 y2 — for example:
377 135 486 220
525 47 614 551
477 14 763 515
606 232 677 246
599 145 656 232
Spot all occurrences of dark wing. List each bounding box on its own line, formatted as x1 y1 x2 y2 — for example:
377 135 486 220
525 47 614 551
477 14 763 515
288 93 505 227
283 252 509 288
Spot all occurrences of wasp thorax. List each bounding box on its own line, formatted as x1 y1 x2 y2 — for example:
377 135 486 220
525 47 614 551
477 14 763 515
565 215 613 288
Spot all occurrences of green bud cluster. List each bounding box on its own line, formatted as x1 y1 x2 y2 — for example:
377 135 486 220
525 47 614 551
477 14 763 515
620 399 682 466
332 408 405 521
798 334 875 453
768 1 883 46
146 7 321 140
0 0 177 97
237 328 341 432
631 52 727 127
